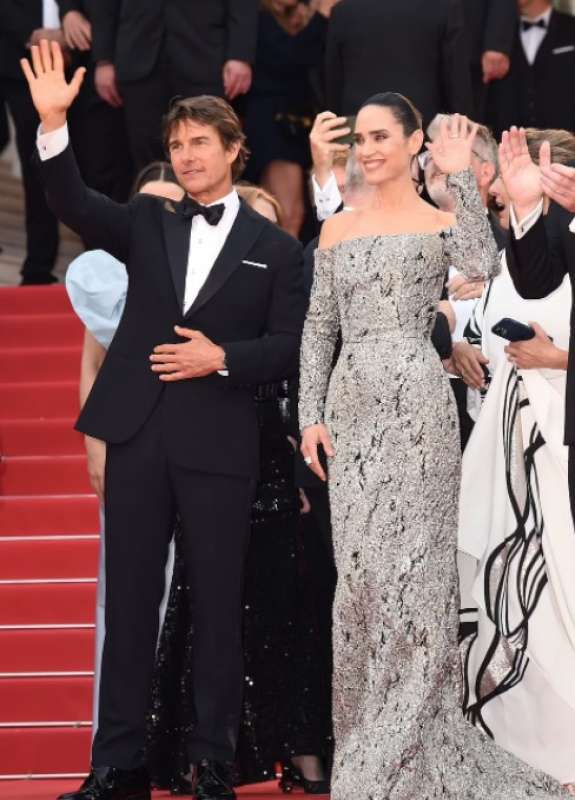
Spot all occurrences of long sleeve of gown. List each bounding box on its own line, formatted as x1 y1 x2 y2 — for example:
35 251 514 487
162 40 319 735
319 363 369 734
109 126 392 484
443 169 500 281
298 248 340 430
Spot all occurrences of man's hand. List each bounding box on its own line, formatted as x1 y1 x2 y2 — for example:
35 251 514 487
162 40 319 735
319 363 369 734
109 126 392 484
62 10 92 51
29 28 67 48
481 51 510 84
223 60 252 100
310 111 351 188
505 322 568 370
499 127 543 221
20 40 85 130
540 161 575 215
150 326 226 381
451 341 489 390
85 435 106 502
95 62 123 107
300 423 335 483
447 274 485 301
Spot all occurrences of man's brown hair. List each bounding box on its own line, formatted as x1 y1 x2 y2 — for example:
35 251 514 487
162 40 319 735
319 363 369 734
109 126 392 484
162 95 250 181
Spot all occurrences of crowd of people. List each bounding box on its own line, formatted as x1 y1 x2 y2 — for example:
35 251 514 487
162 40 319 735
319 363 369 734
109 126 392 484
4 0 575 799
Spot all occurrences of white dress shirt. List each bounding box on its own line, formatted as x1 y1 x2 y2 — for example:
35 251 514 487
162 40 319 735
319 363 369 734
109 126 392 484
511 200 575 239
520 8 552 66
42 0 61 28
37 122 239 373
312 172 343 221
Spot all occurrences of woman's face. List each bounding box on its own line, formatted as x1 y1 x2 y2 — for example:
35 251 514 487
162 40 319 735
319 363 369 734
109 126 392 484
488 175 510 230
353 105 422 187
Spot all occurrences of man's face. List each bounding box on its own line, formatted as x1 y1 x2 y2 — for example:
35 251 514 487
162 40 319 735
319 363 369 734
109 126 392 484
517 0 550 15
167 119 239 201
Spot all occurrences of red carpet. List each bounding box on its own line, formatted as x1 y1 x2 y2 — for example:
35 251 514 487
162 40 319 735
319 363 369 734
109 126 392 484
0 286 99 783
0 780 285 799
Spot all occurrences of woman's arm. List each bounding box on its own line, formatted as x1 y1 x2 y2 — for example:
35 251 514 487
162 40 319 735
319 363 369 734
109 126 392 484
80 329 107 501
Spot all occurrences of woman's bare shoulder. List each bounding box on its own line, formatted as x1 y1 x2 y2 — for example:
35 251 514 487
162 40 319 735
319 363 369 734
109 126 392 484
318 209 358 250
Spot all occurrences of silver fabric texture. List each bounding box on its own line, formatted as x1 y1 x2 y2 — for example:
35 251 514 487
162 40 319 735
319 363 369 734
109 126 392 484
299 170 566 799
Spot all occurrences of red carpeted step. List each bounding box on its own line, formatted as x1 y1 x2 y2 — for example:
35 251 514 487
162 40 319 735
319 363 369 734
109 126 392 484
0 382 79 419
0 456 91 496
0 314 82 349
0 727 92 776
0 419 83 457
0 584 96 626
0 677 92 724
0 496 99 536
0 629 95 674
0 286 73 316
0 538 99 581
0 348 81 383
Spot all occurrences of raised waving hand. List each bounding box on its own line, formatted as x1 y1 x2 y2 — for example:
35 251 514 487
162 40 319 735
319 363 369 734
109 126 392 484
20 39 85 131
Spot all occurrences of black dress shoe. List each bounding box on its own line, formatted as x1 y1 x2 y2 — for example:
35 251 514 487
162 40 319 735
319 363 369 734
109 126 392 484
194 760 236 800
56 766 151 800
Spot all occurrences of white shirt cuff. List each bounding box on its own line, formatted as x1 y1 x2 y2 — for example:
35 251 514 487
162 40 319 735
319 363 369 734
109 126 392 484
569 217 575 234
510 200 544 240
311 172 342 222
217 370 229 377
36 122 70 161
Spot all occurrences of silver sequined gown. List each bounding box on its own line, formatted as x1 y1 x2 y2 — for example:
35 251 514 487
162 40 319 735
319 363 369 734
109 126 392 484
299 170 567 800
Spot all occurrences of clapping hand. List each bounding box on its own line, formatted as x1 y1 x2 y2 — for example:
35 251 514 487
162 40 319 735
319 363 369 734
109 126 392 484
498 127 544 220
425 114 478 176
540 158 575 214
20 40 85 130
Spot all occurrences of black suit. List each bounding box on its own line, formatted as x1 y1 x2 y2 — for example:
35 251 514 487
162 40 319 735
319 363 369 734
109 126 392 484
89 0 259 170
0 0 59 282
40 143 306 769
460 0 517 118
325 0 474 126
487 10 575 139
57 0 133 205
506 203 575 520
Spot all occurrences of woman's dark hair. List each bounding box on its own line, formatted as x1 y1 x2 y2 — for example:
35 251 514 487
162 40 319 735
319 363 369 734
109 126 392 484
131 161 178 198
162 95 250 181
359 92 423 137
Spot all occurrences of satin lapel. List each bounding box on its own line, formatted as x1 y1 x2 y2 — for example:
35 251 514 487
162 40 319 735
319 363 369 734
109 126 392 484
184 201 264 319
161 201 191 312
533 13 556 68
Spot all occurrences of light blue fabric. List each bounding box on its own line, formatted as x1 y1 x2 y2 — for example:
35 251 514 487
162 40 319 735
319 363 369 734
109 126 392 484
65 250 128 349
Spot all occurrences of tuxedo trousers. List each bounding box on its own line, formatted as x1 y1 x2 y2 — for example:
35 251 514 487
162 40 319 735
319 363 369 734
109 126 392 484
92 395 255 770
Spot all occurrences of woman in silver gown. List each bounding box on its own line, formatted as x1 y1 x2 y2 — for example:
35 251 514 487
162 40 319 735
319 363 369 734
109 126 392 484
299 93 567 799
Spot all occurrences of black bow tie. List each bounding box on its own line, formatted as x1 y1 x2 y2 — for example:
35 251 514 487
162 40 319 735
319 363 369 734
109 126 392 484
179 196 225 225
522 18 547 32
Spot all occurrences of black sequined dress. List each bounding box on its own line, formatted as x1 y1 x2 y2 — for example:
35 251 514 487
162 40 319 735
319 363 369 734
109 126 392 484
146 381 333 790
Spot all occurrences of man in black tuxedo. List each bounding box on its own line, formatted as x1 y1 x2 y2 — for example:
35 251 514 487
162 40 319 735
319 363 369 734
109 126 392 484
0 0 60 283
460 0 517 119
22 40 305 800
89 0 258 171
487 0 575 139
500 127 575 521
324 0 474 127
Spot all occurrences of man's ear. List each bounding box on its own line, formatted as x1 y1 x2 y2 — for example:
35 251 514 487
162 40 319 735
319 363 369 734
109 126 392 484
226 140 241 167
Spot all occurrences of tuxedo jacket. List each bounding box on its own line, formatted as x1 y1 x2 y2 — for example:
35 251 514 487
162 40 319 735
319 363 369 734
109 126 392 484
506 204 575 445
325 0 474 125
39 145 305 477
461 0 517 66
0 0 42 79
487 10 575 138
88 0 259 88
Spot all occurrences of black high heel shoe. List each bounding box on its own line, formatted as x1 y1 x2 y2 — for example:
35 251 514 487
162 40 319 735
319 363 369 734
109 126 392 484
279 763 330 795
